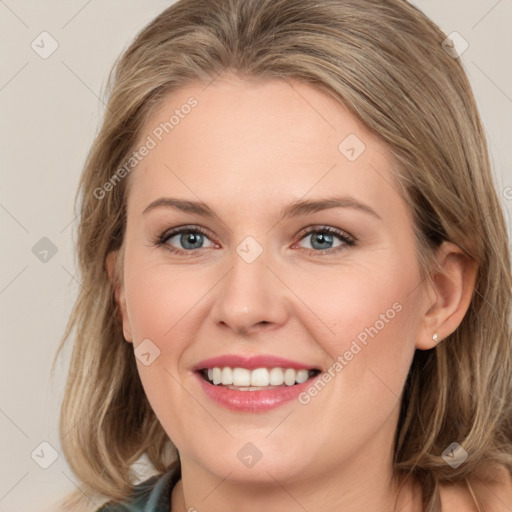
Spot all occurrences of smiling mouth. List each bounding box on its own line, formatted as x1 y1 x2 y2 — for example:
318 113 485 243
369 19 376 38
199 366 321 390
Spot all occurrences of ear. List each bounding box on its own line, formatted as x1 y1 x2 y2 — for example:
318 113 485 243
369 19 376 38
106 250 133 343
416 241 478 350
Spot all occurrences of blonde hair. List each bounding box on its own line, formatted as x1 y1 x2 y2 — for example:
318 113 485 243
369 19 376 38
54 0 512 510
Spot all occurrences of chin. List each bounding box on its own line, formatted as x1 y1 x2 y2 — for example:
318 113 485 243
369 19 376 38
187 437 315 485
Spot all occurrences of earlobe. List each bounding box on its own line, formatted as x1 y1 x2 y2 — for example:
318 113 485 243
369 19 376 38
106 250 133 343
416 242 478 350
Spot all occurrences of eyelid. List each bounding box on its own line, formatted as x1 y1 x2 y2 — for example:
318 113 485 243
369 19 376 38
295 224 355 244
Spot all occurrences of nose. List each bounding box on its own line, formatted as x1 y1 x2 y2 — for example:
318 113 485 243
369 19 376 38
209 243 290 338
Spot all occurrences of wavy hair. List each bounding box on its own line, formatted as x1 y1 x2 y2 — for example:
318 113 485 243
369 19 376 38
54 0 512 510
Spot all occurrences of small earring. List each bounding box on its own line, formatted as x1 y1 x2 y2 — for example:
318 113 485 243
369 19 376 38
433 332 438 342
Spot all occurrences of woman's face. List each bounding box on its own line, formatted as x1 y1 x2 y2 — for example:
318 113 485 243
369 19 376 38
113 74 433 487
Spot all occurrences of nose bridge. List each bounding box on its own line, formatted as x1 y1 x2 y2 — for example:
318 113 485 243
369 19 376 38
209 233 288 335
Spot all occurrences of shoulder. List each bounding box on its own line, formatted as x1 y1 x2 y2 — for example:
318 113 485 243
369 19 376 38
95 466 180 512
439 464 512 512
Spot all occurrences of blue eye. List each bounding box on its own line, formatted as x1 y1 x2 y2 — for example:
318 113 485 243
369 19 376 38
297 227 354 252
154 225 355 256
156 227 214 253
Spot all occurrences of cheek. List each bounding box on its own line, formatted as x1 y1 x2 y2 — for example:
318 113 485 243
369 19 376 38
291 258 420 398
124 257 208 343
121 259 206 446
289 272 418 458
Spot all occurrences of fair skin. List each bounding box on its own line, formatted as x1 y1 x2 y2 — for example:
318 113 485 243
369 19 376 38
440 465 512 511
107 73 478 511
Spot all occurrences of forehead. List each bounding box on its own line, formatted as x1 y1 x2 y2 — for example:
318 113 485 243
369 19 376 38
126 75 406 223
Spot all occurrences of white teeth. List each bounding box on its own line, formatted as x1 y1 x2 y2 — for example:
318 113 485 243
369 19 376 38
284 368 296 386
221 367 233 385
295 369 309 384
204 366 315 387
269 367 284 386
250 368 270 387
232 367 251 386
212 367 222 385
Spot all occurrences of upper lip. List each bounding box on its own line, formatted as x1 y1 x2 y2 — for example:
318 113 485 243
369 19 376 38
193 354 319 371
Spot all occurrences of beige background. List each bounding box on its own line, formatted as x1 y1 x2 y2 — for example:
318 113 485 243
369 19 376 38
1 1 511 511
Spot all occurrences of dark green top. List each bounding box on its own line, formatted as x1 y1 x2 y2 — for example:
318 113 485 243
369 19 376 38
96 465 181 512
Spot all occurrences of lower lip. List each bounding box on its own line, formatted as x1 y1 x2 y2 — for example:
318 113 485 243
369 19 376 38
195 372 319 412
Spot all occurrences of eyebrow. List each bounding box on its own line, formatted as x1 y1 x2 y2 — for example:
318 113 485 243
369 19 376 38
142 195 381 220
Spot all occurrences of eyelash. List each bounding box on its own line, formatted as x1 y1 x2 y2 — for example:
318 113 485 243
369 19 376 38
154 225 356 257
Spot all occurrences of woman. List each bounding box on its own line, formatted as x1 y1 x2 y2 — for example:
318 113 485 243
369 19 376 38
54 0 512 510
